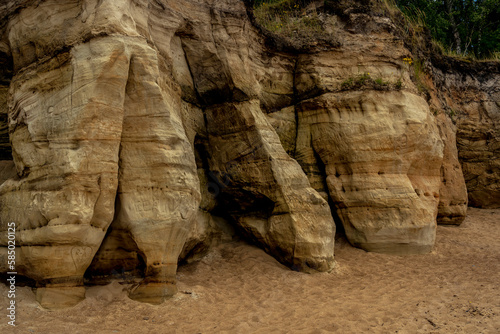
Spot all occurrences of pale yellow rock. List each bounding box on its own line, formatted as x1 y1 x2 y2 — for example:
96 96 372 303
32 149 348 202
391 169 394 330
0 0 335 308
204 99 335 271
297 91 443 254
0 35 201 305
167 0 336 270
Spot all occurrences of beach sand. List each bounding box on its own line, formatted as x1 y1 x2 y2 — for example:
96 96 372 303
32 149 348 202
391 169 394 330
1 207 499 333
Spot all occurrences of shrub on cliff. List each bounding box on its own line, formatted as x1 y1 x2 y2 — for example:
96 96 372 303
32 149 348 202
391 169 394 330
253 0 338 49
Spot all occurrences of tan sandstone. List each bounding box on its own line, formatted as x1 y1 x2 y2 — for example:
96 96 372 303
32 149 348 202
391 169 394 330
0 0 497 309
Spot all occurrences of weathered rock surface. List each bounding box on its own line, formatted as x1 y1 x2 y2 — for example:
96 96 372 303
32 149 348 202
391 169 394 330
0 0 497 308
455 89 500 209
427 58 500 209
0 160 15 185
1 84 11 160
204 100 335 271
297 91 443 253
0 0 334 307
290 15 448 251
0 34 202 306
435 114 468 224
0 0 207 306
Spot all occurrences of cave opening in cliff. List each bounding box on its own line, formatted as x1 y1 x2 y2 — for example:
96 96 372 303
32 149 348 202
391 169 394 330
83 225 147 286
187 134 278 262
84 192 147 285
0 53 14 187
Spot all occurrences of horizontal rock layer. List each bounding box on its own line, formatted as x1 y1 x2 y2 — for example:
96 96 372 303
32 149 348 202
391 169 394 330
427 57 500 209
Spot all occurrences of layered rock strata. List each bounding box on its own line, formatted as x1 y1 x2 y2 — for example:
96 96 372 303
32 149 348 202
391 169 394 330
427 58 500 209
296 91 443 253
0 0 335 308
435 114 468 224
0 0 496 308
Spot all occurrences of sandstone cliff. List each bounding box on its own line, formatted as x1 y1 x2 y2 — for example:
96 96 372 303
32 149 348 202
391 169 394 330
0 0 498 309
429 59 500 209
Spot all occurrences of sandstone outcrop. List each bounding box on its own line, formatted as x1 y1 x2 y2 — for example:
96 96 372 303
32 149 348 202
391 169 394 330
455 84 500 209
290 14 446 252
426 57 500 209
296 91 443 253
435 114 468 224
0 0 497 309
0 0 334 308
1 34 202 307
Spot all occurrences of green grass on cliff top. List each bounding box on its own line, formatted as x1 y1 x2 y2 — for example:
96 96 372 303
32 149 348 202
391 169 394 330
253 0 326 42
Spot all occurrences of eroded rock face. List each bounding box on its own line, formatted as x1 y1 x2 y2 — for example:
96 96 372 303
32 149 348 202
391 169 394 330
290 15 446 252
204 100 335 271
297 91 443 253
0 0 496 309
0 161 15 185
0 34 202 307
1 82 11 160
0 0 335 308
0 0 206 306
456 95 500 209
428 59 500 209
435 114 468 224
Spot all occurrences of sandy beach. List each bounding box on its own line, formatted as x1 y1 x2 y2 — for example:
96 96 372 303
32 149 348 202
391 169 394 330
1 207 499 333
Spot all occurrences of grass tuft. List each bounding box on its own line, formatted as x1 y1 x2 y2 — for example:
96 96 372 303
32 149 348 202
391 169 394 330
253 0 332 45
340 73 402 91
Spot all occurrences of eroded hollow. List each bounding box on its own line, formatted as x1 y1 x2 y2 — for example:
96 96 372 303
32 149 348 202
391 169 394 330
84 224 146 285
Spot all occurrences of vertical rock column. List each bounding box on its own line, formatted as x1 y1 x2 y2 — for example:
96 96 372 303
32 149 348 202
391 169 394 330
0 36 200 307
436 114 468 225
0 37 130 308
114 40 200 304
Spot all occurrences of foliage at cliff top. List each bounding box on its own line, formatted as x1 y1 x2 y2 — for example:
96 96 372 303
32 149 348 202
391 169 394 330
253 0 499 60
395 0 500 59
